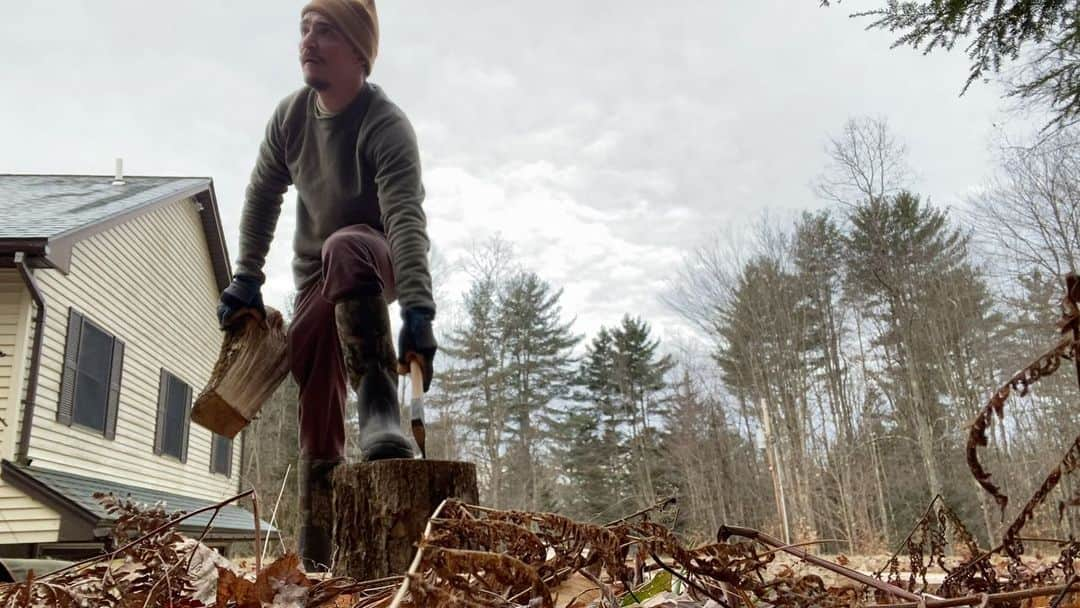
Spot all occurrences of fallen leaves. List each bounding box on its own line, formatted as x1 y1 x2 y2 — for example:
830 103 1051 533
214 554 312 608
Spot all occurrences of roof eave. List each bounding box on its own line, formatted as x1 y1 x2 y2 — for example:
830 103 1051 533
194 182 233 292
0 460 99 528
0 239 50 258
1 461 275 542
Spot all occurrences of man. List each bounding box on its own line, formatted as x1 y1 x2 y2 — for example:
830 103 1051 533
216 0 437 572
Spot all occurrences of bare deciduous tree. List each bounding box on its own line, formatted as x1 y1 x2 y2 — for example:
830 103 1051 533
815 116 912 206
971 130 1080 278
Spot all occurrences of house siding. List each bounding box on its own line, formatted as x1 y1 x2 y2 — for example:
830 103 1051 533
0 270 29 460
0 270 62 543
0 481 60 542
22 197 243 505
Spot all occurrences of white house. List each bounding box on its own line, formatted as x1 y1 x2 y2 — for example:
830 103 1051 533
0 173 272 558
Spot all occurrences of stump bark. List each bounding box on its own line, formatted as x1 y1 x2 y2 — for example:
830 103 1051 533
331 459 478 580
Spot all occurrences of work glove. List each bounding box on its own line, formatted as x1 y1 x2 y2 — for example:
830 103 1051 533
398 307 437 392
217 274 266 330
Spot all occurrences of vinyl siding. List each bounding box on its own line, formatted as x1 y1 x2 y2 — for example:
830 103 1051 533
23 197 242 505
0 271 61 544
0 481 60 540
0 270 29 460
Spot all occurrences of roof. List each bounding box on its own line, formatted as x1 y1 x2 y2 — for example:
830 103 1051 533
0 175 231 291
0 175 206 239
1 461 274 540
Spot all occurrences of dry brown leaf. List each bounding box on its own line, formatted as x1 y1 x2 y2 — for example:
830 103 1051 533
255 553 311 604
551 572 601 608
216 566 259 608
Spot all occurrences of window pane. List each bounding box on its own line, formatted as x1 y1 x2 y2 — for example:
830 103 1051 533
73 372 107 431
78 324 112 383
161 373 189 459
73 323 113 433
212 434 232 475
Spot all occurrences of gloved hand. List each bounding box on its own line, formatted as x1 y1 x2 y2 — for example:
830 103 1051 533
217 274 266 330
398 307 437 391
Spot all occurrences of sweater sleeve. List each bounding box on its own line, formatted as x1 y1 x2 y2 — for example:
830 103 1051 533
234 99 293 284
367 110 436 316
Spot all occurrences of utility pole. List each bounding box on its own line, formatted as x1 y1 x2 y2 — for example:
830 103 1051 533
760 399 791 545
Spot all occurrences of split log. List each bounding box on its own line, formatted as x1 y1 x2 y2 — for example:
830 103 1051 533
332 460 478 580
191 308 289 438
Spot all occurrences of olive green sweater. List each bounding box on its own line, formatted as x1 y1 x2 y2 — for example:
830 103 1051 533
234 82 435 315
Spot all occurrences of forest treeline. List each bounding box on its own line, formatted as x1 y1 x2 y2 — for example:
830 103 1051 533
244 119 1080 554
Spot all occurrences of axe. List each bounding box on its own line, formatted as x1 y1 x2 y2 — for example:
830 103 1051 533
408 360 427 458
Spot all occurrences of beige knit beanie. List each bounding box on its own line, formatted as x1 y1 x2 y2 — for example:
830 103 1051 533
301 0 379 74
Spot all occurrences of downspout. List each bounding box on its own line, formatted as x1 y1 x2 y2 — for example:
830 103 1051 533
14 253 45 466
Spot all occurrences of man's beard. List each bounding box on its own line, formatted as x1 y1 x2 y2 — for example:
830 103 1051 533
304 74 330 91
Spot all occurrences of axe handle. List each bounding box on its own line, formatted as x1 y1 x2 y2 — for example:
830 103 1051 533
409 360 424 400
409 360 427 458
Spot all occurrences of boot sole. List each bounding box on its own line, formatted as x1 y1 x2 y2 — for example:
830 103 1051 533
362 438 416 461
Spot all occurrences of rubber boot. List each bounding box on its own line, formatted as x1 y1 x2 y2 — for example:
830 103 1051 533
335 295 416 461
297 457 342 572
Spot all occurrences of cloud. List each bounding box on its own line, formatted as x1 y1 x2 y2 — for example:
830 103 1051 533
426 160 691 339
1 0 1017 352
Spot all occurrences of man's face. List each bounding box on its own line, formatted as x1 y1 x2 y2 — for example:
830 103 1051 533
299 12 363 90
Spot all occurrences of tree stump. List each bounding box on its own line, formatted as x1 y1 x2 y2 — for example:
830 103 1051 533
331 460 478 580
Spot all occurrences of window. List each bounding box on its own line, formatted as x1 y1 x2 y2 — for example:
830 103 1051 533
58 309 124 438
154 370 192 461
210 433 232 476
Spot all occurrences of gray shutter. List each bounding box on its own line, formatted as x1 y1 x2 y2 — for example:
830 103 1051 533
153 369 168 455
103 339 124 440
180 383 192 464
57 309 84 425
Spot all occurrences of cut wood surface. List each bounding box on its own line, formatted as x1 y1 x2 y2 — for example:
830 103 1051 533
332 459 479 581
191 307 289 438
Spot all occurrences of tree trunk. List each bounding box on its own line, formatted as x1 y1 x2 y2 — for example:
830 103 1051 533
871 433 892 540
915 411 944 500
332 460 479 580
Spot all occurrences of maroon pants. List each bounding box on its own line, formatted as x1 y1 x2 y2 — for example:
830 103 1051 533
288 224 396 460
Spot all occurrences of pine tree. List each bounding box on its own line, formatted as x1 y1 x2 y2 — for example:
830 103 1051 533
548 403 608 520
497 271 580 510
611 316 674 508
555 327 629 520
843 191 972 507
825 0 1080 131
792 211 882 546
441 273 511 507
714 252 824 539
564 317 673 515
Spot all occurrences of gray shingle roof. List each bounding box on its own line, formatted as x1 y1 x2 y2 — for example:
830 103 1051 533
8 464 273 535
0 175 209 239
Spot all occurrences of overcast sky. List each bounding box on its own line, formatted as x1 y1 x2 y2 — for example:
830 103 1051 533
2 1 1020 347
